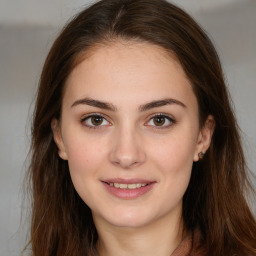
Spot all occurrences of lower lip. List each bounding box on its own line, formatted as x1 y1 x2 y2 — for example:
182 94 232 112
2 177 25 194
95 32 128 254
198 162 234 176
102 182 155 199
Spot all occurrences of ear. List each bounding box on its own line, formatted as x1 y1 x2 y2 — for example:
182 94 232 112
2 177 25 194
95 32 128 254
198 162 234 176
193 115 215 162
51 118 68 160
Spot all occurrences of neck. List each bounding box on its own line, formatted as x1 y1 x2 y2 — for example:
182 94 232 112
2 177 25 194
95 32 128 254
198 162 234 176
94 211 185 256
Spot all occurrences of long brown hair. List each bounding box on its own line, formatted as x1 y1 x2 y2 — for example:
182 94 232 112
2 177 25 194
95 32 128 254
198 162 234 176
26 0 256 255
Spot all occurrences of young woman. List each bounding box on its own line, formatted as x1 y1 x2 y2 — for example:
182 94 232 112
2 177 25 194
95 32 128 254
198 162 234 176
26 0 256 255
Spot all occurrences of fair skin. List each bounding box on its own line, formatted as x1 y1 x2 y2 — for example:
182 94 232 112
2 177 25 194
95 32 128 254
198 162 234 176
52 41 214 256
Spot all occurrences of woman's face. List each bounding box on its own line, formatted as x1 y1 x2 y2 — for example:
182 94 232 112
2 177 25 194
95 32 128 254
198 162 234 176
52 41 213 229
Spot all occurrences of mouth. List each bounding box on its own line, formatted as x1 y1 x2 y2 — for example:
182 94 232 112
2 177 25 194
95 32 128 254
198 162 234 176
101 179 156 199
103 182 150 190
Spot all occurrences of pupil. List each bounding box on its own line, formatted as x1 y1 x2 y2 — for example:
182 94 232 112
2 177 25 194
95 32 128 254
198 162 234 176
154 116 165 126
92 116 103 125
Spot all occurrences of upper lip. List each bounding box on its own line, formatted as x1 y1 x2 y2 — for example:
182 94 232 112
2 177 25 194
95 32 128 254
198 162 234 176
102 178 156 184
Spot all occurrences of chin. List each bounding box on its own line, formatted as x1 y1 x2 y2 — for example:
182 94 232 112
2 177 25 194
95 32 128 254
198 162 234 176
101 208 158 229
108 217 150 229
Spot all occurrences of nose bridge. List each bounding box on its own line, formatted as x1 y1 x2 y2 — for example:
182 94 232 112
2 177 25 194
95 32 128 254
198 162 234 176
109 122 145 168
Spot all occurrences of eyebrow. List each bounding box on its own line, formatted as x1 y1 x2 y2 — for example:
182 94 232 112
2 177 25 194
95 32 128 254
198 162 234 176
138 98 186 111
71 98 117 111
71 97 186 111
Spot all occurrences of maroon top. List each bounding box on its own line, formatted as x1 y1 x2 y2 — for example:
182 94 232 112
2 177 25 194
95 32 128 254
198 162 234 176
171 229 205 256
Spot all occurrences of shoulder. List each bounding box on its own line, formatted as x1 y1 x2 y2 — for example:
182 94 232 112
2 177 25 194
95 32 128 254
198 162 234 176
171 228 206 256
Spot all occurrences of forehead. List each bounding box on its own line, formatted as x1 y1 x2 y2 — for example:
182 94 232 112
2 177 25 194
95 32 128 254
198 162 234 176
63 41 197 110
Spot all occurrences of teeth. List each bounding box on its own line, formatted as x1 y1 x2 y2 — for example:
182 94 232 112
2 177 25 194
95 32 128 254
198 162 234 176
128 184 136 189
120 184 128 189
110 183 148 189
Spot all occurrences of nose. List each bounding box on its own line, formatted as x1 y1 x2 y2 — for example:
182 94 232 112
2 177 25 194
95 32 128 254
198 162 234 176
109 126 146 169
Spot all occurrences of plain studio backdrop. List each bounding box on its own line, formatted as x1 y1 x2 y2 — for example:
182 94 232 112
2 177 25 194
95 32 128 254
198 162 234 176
0 0 255 255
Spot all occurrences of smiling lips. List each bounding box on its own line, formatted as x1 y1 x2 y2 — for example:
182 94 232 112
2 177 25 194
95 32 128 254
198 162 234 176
102 179 156 199
108 182 148 189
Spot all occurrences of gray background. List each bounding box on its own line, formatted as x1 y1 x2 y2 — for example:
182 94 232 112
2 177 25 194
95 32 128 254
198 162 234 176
0 0 255 255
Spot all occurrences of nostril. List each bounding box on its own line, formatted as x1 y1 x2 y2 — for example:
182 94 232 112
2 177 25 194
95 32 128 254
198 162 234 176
112 159 139 168
108 135 146 168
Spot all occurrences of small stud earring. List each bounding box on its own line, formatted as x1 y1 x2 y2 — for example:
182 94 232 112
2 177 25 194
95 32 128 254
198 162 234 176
198 152 205 160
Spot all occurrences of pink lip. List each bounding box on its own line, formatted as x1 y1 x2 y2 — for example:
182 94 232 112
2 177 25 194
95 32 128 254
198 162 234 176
101 178 156 200
103 178 154 184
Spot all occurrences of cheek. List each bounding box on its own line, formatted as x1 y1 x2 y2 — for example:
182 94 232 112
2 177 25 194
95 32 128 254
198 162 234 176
64 139 106 209
151 132 197 167
148 126 198 189
65 128 107 165
64 134 107 187
157 138 195 200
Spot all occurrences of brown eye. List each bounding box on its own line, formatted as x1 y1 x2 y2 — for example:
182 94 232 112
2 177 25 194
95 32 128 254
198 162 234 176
91 116 103 126
153 116 166 126
82 114 110 128
146 114 175 128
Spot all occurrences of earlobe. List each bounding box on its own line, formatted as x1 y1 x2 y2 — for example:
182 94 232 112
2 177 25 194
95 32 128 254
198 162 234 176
51 118 68 160
193 115 215 162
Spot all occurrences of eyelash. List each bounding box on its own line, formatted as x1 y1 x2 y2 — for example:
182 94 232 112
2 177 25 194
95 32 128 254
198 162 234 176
146 113 176 129
81 113 111 129
80 113 176 129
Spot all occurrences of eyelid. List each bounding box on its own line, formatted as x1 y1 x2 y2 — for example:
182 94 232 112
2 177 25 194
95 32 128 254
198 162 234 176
80 112 175 129
145 113 176 128
80 112 112 128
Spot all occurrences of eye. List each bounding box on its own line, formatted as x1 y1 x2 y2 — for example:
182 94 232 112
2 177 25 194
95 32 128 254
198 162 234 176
146 114 175 128
81 114 111 128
